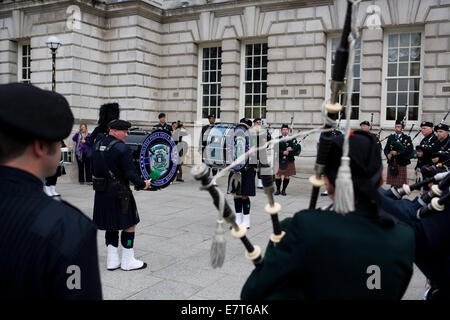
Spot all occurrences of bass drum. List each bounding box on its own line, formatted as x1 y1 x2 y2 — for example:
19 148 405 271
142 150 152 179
203 123 249 171
125 130 178 189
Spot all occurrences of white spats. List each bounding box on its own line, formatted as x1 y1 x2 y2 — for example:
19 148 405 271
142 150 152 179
257 179 263 189
106 245 120 270
242 214 250 229
49 185 60 196
234 212 243 225
44 186 53 196
120 246 147 271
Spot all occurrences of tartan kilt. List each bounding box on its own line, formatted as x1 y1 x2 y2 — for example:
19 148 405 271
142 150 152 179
386 163 408 187
277 161 296 177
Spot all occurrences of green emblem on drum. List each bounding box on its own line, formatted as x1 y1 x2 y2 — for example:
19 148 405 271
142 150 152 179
149 144 169 174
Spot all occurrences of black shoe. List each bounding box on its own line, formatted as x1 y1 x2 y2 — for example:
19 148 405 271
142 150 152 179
274 190 280 195
281 190 286 196
257 186 263 189
176 179 184 182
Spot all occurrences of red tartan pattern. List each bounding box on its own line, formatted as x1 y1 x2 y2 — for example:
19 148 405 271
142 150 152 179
277 161 296 177
386 163 408 187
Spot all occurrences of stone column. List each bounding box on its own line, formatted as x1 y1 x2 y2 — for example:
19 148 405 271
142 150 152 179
220 38 240 123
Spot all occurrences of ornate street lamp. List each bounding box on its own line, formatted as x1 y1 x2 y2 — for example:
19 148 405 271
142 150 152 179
46 36 61 92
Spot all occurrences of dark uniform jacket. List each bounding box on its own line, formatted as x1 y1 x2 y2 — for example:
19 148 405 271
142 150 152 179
432 136 450 164
241 202 415 300
153 122 173 135
92 135 146 231
0 166 102 300
378 188 450 299
383 133 414 166
276 135 301 163
416 133 439 170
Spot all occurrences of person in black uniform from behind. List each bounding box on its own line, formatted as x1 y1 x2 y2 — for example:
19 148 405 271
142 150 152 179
153 112 173 134
92 120 151 271
0 83 102 299
230 118 256 229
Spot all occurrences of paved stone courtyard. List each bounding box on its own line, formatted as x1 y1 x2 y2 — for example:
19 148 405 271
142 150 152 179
57 167 427 300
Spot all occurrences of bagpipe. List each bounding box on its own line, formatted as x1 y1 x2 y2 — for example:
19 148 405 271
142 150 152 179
191 0 360 269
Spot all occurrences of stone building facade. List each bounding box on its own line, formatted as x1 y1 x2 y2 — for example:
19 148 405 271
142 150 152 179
0 0 449 165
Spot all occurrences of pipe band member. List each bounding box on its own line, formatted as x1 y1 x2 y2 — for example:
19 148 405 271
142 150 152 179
0 83 102 299
274 124 301 196
92 119 151 271
241 131 415 300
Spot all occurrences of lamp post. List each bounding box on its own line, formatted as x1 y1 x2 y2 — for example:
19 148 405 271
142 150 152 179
46 36 61 92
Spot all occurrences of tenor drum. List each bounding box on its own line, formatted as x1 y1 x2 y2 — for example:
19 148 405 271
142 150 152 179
125 129 178 189
203 123 249 171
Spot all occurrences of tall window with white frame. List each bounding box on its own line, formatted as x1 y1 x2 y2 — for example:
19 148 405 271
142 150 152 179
200 47 221 119
385 32 422 121
329 37 361 120
243 43 268 119
18 43 31 84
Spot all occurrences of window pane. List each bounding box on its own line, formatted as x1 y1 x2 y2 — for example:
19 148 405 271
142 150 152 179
202 108 208 119
254 83 261 94
398 93 407 105
388 79 397 91
246 45 252 56
245 83 252 94
398 79 408 91
387 93 396 105
245 107 252 118
354 50 361 63
388 49 398 62
400 33 410 47
410 47 420 61
262 69 267 80
351 93 359 106
262 107 267 118
353 65 360 77
261 95 267 106
211 95 217 106
262 56 268 68
409 92 419 105
254 56 261 68
203 60 209 71
245 95 252 106
22 69 27 79
203 48 209 58
210 72 216 82
353 79 360 92
411 33 421 46
253 108 261 119
410 63 420 76
246 69 252 81
388 34 398 48
351 107 359 119
253 94 260 106
254 43 261 55
262 43 268 55
210 84 216 95
211 47 217 58
399 63 408 76
388 63 397 76
409 107 418 120
203 72 208 82
262 82 267 94
210 59 216 70
246 57 252 68
203 84 209 94
386 107 396 120
203 96 209 107
399 48 409 61
410 78 420 91
253 69 260 81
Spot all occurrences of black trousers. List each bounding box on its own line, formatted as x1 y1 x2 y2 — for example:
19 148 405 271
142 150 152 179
76 154 92 183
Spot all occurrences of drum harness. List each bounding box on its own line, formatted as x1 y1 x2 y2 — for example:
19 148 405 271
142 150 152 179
93 137 132 215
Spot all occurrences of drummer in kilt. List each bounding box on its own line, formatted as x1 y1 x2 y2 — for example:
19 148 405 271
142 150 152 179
383 120 414 187
275 124 301 195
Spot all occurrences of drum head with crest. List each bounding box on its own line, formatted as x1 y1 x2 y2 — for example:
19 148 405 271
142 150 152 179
126 129 178 189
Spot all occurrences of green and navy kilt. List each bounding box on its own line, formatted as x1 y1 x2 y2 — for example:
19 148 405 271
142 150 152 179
277 161 296 177
386 163 408 187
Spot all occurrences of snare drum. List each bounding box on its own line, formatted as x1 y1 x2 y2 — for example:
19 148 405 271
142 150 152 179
60 147 73 164
203 123 249 171
125 129 178 189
